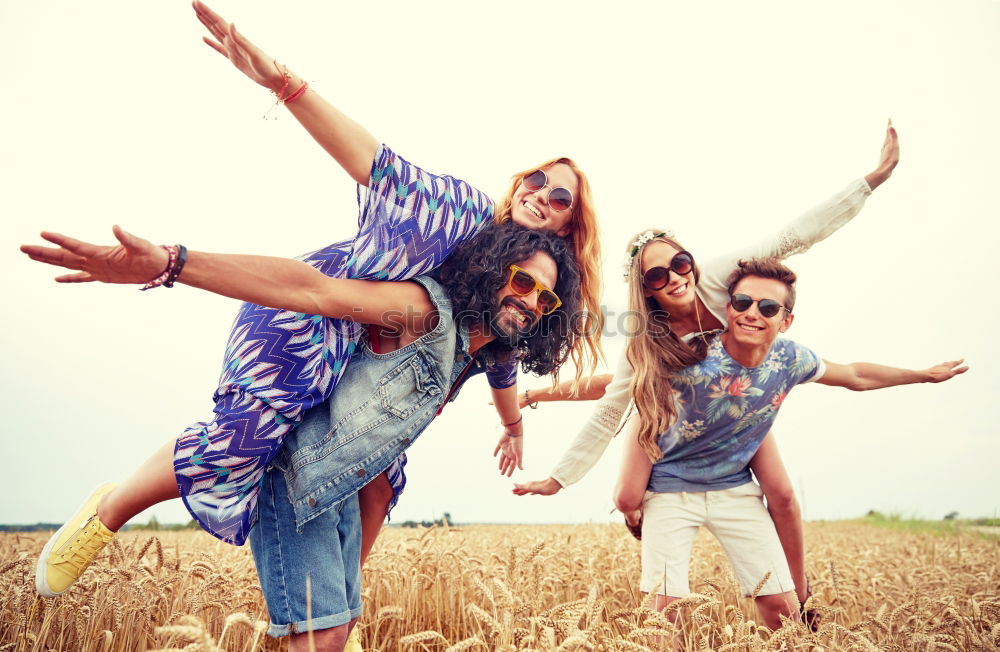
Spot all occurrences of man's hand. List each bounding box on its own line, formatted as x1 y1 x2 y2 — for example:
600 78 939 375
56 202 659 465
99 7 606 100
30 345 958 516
925 359 969 383
21 226 168 285
512 477 562 496
493 431 524 477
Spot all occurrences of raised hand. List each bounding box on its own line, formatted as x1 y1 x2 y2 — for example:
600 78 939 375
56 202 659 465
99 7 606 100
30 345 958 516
512 477 562 496
21 226 167 285
192 1 286 92
864 119 900 191
925 359 969 383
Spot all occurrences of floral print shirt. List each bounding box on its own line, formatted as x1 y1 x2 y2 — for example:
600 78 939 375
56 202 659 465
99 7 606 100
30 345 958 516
648 335 824 493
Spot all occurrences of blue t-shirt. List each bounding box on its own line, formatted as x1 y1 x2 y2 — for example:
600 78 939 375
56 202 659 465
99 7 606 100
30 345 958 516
648 335 824 493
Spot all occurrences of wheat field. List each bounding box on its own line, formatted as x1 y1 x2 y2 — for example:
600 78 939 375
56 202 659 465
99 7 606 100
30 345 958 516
1 522 997 651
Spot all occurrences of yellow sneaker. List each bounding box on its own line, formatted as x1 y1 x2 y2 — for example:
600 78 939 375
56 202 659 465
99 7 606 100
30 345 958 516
35 483 118 597
344 626 363 652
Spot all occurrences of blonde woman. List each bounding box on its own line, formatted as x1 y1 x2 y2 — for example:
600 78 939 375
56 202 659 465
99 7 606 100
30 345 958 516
514 123 900 616
33 3 603 602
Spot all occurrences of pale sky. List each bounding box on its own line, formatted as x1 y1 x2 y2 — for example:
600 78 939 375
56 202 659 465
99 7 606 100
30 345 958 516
2 1 997 529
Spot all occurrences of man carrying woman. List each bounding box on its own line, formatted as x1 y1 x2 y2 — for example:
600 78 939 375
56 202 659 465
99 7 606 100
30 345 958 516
514 122 899 615
609 254 965 629
24 221 581 650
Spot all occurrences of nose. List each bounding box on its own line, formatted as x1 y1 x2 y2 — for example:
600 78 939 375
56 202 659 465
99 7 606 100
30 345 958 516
529 185 550 207
519 289 541 313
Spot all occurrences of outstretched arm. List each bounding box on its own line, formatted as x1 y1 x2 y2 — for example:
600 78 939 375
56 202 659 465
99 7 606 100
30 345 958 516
22 227 435 331
817 358 967 391
517 374 614 408
193 1 378 185
512 357 635 496
491 374 614 409
703 121 901 282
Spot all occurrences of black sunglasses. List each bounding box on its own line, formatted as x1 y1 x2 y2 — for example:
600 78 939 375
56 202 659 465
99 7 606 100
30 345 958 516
522 169 575 213
730 293 790 318
642 251 695 291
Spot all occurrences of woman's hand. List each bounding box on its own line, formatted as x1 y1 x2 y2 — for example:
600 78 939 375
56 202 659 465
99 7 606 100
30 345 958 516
193 1 287 92
864 119 900 191
512 477 562 496
21 226 168 285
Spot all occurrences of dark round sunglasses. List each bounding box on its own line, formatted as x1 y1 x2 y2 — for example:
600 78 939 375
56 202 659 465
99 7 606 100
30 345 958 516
642 251 695 291
507 265 562 315
729 293 790 318
522 169 574 213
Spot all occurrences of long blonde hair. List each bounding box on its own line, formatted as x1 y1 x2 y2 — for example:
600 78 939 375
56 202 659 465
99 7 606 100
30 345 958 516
494 157 603 386
622 231 711 462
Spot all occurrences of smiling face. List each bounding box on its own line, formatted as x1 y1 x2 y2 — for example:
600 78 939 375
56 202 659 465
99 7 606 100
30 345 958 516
640 240 697 312
490 250 559 344
509 163 578 237
725 275 794 349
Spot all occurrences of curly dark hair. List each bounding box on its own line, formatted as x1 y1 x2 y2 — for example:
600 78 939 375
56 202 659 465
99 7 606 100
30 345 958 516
436 222 582 378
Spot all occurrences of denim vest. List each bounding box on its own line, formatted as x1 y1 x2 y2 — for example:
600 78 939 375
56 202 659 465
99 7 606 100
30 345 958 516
272 275 474 529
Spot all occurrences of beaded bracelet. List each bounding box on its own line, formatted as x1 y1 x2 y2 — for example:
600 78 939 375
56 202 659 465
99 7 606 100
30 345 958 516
164 244 188 288
141 244 186 291
265 61 310 119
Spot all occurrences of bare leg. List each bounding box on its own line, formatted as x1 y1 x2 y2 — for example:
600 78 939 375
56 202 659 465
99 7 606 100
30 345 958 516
98 439 180 531
754 591 798 630
613 415 651 517
358 472 393 565
750 433 808 604
289 619 356 652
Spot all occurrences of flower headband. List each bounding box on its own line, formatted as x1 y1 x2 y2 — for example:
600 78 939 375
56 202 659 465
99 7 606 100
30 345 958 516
622 229 675 280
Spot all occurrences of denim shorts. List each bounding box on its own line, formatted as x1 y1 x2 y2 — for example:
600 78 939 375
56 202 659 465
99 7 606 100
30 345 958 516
249 466 362 638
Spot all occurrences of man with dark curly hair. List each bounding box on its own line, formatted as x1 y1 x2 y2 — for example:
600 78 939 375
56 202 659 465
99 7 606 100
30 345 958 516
23 221 581 651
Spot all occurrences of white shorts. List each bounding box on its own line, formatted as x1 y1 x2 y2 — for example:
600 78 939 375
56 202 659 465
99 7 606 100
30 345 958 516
640 481 794 598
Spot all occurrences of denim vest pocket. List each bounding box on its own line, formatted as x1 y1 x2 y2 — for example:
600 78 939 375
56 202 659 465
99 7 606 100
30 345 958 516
379 353 442 419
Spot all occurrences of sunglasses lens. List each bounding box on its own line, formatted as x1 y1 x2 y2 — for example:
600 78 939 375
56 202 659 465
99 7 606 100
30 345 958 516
643 267 668 290
523 170 546 192
548 187 573 212
758 300 782 318
538 291 559 314
731 294 753 312
510 270 536 295
671 252 694 275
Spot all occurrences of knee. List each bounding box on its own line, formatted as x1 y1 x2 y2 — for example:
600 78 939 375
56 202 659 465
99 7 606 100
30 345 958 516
614 486 643 514
754 592 795 627
764 485 799 518
358 473 394 509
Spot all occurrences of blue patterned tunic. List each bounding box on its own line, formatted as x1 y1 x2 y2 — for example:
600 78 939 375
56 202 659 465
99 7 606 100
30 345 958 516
173 144 515 544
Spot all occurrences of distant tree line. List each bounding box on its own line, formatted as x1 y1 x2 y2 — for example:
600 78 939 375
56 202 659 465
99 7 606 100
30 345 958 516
394 512 454 529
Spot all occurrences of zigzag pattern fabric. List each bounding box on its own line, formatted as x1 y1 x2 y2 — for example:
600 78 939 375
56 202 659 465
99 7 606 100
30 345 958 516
174 144 499 545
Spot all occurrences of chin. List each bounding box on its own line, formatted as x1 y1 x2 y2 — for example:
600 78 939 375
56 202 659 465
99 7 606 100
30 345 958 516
510 211 540 230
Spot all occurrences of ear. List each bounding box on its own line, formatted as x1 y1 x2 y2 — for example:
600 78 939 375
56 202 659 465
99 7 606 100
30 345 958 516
555 224 572 238
779 313 794 333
